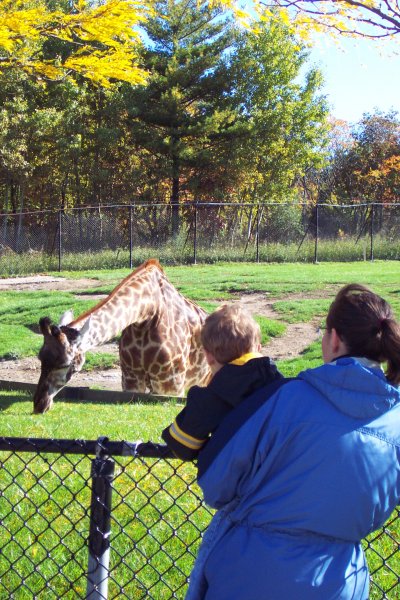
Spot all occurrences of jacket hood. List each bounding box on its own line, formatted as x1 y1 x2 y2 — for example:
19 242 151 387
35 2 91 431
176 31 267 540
209 356 282 408
298 357 400 420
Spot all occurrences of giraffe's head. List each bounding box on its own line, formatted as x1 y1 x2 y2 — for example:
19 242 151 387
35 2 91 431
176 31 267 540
33 311 91 414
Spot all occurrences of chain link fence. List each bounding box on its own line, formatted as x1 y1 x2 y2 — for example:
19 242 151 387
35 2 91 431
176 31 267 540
0 437 212 599
0 203 400 275
0 436 399 599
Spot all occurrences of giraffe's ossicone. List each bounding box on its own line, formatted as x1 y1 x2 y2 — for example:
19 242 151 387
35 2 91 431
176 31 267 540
33 259 211 413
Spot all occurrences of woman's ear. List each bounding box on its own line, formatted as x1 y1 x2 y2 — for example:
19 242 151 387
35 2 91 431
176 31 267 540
330 328 342 354
330 328 348 357
322 327 349 363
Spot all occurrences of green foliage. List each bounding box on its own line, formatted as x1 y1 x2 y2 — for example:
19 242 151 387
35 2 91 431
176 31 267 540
0 5 329 211
0 291 91 323
0 291 96 360
230 16 329 202
1 261 400 366
0 290 110 366
3 233 400 277
0 393 207 597
196 301 220 312
0 391 179 439
321 109 400 204
124 0 241 208
0 324 41 359
84 352 119 371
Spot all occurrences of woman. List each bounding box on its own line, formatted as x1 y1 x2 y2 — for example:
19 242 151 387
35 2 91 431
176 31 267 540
187 284 400 600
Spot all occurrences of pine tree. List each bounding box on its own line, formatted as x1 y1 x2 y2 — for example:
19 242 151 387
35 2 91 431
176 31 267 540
124 0 239 233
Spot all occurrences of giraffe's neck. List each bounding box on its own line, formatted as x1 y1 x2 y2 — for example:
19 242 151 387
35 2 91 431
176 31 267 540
73 272 160 349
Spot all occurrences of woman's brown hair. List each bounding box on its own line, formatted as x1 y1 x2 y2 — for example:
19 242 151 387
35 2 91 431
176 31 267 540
326 283 400 385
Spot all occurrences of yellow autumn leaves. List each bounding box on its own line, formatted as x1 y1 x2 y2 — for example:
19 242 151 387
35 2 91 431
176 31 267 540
0 0 398 88
0 0 150 86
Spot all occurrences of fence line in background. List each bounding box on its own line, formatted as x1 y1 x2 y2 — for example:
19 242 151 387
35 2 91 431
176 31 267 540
1 202 399 273
0 435 399 599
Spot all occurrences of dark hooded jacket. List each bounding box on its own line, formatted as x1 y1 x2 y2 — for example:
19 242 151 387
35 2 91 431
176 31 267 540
162 354 282 460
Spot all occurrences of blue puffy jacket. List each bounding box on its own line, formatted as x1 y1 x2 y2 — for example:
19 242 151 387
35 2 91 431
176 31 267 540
186 357 400 600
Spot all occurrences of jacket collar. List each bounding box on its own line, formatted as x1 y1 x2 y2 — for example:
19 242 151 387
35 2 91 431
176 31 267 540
230 352 263 366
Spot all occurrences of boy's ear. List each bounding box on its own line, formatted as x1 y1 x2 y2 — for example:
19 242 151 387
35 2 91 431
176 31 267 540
204 349 216 367
204 349 224 375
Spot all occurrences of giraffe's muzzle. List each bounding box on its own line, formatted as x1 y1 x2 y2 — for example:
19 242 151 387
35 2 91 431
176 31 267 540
33 367 70 413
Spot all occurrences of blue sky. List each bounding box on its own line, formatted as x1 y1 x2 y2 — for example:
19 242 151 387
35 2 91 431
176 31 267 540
309 37 400 124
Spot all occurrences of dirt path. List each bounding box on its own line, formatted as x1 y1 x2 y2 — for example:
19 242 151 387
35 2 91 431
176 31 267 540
234 293 320 360
0 276 321 389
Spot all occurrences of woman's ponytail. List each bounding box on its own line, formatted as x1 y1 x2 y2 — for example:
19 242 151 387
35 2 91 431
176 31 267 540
380 319 400 385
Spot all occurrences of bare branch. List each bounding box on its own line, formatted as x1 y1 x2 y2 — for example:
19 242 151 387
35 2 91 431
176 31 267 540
260 0 400 38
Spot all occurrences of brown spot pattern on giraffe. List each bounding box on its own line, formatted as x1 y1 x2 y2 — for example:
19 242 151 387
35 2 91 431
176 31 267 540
33 259 211 412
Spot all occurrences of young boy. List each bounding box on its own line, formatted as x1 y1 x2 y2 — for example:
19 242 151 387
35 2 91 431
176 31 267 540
161 304 283 460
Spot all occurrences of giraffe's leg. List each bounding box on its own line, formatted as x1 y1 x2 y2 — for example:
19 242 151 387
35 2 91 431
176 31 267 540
149 368 186 396
120 358 148 392
121 369 148 393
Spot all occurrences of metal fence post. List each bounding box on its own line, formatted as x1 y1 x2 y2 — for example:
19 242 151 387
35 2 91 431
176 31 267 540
370 203 374 262
86 437 115 600
129 205 133 270
314 204 319 264
193 202 198 265
256 205 260 263
58 210 63 272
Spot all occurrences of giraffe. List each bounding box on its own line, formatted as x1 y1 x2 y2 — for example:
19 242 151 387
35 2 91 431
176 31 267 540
33 259 211 413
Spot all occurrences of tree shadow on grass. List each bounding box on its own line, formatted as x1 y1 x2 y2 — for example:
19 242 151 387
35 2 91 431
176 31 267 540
0 391 30 411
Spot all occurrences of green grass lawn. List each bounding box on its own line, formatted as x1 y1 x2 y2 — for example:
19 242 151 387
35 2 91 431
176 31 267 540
1 261 400 598
0 390 398 599
0 393 207 599
1 260 400 366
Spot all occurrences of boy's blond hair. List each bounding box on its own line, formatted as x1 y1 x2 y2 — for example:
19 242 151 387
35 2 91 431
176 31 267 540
201 304 261 364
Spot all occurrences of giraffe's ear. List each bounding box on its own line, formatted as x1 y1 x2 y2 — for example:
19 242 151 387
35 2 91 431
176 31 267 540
59 310 74 326
39 317 52 336
77 317 92 352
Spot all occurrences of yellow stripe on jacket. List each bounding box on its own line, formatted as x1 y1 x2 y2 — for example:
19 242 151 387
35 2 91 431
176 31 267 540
169 419 207 450
167 352 263 451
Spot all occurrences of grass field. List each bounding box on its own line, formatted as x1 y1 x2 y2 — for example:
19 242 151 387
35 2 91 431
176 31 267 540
1 261 400 598
1 260 400 365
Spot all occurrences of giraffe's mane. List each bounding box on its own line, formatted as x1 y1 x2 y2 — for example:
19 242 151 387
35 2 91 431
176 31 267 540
133 260 207 318
72 259 165 326
135 259 208 319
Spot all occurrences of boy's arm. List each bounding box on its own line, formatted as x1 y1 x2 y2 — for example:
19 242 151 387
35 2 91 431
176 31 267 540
161 411 206 461
162 387 226 461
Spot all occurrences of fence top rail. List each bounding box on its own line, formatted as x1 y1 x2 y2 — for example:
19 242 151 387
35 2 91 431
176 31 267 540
1 201 400 218
0 436 176 459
